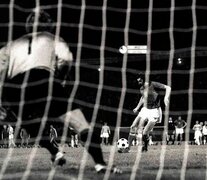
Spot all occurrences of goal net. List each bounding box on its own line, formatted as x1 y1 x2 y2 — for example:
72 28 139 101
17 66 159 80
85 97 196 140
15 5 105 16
0 0 207 180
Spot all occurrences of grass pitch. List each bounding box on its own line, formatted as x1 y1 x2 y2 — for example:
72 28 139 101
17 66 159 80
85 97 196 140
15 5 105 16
0 144 206 180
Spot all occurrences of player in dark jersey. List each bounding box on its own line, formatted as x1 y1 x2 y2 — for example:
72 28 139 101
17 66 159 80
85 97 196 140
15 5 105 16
166 117 175 145
20 128 30 148
129 75 171 152
0 10 121 173
1 125 8 148
49 125 58 147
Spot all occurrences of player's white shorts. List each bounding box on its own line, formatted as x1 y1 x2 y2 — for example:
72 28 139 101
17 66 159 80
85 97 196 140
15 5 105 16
175 128 184 134
100 132 109 138
194 131 202 139
203 132 207 136
9 134 14 140
203 127 207 135
139 107 161 123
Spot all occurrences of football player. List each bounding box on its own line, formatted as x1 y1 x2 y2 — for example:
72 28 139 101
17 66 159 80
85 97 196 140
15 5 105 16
7 124 16 148
202 121 207 145
100 122 111 145
49 125 58 146
130 74 171 152
1 125 8 148
69 127 79 148
0 10 121 173
20 128 30 148
166 117 175 145
174 116 187 145
192 121 202 145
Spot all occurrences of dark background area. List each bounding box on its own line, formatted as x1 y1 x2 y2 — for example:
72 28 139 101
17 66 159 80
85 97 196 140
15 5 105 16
0 0 207 134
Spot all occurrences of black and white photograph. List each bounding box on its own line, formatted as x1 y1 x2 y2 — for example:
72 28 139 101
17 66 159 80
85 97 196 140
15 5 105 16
0 0 207 179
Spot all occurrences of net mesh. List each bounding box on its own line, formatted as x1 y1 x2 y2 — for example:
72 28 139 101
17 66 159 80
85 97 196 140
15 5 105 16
0 0 207 180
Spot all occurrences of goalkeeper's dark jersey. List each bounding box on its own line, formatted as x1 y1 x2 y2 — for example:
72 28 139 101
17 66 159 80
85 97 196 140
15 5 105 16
140 81 166 109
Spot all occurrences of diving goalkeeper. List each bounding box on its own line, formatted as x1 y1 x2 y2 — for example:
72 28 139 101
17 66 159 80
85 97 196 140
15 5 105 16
0 10 121 174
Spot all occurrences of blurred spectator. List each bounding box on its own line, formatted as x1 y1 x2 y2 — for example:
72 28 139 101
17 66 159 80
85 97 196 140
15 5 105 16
49 125 58 147
1 125 8 148
148 130 154 146
7 124 16 148
174 116 187 145
100 122 111 145
202 121 207 145
20 128 30 148
128 126 138 149
193 121 202 145
69 127 79 148
166 117 175 145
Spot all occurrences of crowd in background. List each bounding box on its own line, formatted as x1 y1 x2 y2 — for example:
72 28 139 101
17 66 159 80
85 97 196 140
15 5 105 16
148 117 207 146
1 118 207 148
0 124 79 148
128 116 207 146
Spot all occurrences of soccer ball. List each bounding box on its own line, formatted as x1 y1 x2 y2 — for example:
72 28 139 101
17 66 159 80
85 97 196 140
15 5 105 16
117 138 129 153
119 45 127 54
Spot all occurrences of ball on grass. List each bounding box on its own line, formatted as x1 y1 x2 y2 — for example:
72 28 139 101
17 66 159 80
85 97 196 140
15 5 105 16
117 138 129 153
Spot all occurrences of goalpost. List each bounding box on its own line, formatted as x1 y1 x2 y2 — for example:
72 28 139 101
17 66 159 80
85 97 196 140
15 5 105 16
0 0 207 180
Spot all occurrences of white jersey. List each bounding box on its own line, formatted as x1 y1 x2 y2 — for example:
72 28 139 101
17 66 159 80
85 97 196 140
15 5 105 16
203 125 207 135
0 32 73 79
193 124 202 132
193 124 202 139
7 126 14 140
100 125 110 138
8 126 14 135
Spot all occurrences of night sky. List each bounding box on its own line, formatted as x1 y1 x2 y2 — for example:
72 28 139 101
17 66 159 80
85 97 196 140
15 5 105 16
0 0 207 127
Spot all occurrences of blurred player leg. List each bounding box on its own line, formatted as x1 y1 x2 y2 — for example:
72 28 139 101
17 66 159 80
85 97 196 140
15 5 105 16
175 132 178 145
74 134 79 147
136 130 142 145
128 115 144 150
142 119 156 152
203 135 206 145
71 134 78 148
71 135 75 148
178 129 184 145
166 132 170 145
60 109 107 167
61 109 122 173
148 131 154 146
128 127 137 150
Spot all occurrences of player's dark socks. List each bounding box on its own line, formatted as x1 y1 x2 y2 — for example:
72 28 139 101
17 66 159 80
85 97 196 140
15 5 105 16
80 129 106 165
142 135 149 151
